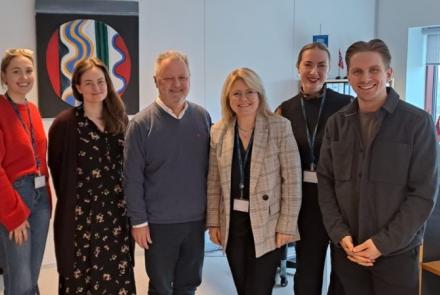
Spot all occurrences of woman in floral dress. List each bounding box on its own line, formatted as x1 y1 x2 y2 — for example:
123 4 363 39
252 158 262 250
48 57 136 294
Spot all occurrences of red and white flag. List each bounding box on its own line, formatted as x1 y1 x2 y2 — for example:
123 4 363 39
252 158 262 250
338 49 344 70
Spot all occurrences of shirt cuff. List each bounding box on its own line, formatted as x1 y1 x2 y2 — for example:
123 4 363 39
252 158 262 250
132 221 149 228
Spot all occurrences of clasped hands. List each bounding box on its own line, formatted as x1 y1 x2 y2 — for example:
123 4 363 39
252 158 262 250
340 235 381 267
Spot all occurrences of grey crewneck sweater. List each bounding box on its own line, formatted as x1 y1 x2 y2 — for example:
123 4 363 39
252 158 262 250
123 102 211 225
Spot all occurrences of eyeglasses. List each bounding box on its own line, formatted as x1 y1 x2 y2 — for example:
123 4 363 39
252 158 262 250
230 89 259 100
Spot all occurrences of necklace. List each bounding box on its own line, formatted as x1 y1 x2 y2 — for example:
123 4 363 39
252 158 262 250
238 126 254 133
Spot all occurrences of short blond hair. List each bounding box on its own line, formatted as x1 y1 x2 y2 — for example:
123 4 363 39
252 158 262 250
220 67 272 123
1 48 34 87
154 50 190 77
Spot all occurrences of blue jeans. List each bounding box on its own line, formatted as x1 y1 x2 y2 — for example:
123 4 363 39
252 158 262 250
0 175 50 295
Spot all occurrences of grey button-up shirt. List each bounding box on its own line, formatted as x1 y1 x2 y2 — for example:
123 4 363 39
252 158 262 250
318 87 439 256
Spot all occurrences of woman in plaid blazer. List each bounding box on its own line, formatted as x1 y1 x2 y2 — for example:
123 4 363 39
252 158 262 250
207 67 302 295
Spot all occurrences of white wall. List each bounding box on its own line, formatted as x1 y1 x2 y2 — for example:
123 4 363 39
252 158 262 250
204 0 296 120
0 0 376 267
377 0 440 99
139 0 206 109
141 0 375 121
294 0 375 80
140 0 296 122
0 0 38 103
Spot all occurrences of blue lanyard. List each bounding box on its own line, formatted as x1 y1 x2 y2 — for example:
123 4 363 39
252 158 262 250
235 123 254 199
300 89 326 171
5 93 41 174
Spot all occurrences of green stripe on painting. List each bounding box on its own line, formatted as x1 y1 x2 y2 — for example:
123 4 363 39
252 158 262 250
95 21 109 67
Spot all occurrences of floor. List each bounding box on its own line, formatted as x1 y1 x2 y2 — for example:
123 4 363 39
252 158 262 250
1 240 296 295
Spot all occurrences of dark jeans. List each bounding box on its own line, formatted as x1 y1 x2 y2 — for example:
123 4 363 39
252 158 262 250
333 246 419 295
0 175 50 295
145 221 205 295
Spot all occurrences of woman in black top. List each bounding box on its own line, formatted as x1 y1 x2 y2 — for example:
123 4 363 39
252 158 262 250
48 57 135 294
277 42 352 295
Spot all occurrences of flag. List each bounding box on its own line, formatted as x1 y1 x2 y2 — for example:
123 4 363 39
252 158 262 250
338 49 344 70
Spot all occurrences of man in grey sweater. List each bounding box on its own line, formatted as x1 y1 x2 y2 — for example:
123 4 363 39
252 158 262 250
123 50 211 295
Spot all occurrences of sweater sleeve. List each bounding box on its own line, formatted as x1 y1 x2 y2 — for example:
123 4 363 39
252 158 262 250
0 129 30 231
123 119 149 225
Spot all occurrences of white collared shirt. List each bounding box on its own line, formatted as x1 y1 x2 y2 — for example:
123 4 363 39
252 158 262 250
155 97 188 120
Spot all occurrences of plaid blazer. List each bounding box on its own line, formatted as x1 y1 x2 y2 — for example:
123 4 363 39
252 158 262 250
207 114 302 257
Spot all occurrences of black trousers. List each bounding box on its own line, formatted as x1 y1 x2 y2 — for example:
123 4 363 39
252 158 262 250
226 213 282 295
294 183 343 295
333 246 419 295
145 221 205 295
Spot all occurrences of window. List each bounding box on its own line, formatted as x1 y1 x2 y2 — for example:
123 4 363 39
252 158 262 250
424 27 440 124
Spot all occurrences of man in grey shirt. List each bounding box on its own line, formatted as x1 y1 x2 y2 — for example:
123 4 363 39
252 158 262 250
124 50 211 295
318 39 439 295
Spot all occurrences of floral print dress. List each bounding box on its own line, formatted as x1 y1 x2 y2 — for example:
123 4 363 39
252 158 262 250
59 108 136 295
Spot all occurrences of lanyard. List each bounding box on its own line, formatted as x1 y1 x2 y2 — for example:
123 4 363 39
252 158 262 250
300 89 326 171
235 123 254 199
5 93 41 174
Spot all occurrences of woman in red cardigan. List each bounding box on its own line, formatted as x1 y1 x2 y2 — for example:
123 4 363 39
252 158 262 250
0 48 51 294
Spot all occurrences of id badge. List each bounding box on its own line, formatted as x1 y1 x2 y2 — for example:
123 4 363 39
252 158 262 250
34 175 46 189
303 171 318 184
233 198 249 213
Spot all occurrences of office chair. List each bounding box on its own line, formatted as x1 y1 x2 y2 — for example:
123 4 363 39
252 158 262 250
278 242 296 287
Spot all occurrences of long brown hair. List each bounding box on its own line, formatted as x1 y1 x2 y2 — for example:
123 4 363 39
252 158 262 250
71 57 128 134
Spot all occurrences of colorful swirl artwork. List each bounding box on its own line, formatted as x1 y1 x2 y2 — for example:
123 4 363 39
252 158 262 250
46 19 131 106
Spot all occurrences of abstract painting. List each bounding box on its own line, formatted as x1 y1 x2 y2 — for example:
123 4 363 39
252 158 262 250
35 0 139 117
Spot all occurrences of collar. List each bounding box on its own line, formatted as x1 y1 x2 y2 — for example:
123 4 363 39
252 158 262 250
343 87 399 117
155 97 188 119
300 86 325 99
381 87 400 114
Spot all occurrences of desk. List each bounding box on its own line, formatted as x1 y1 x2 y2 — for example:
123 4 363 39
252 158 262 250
422 260 440 277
